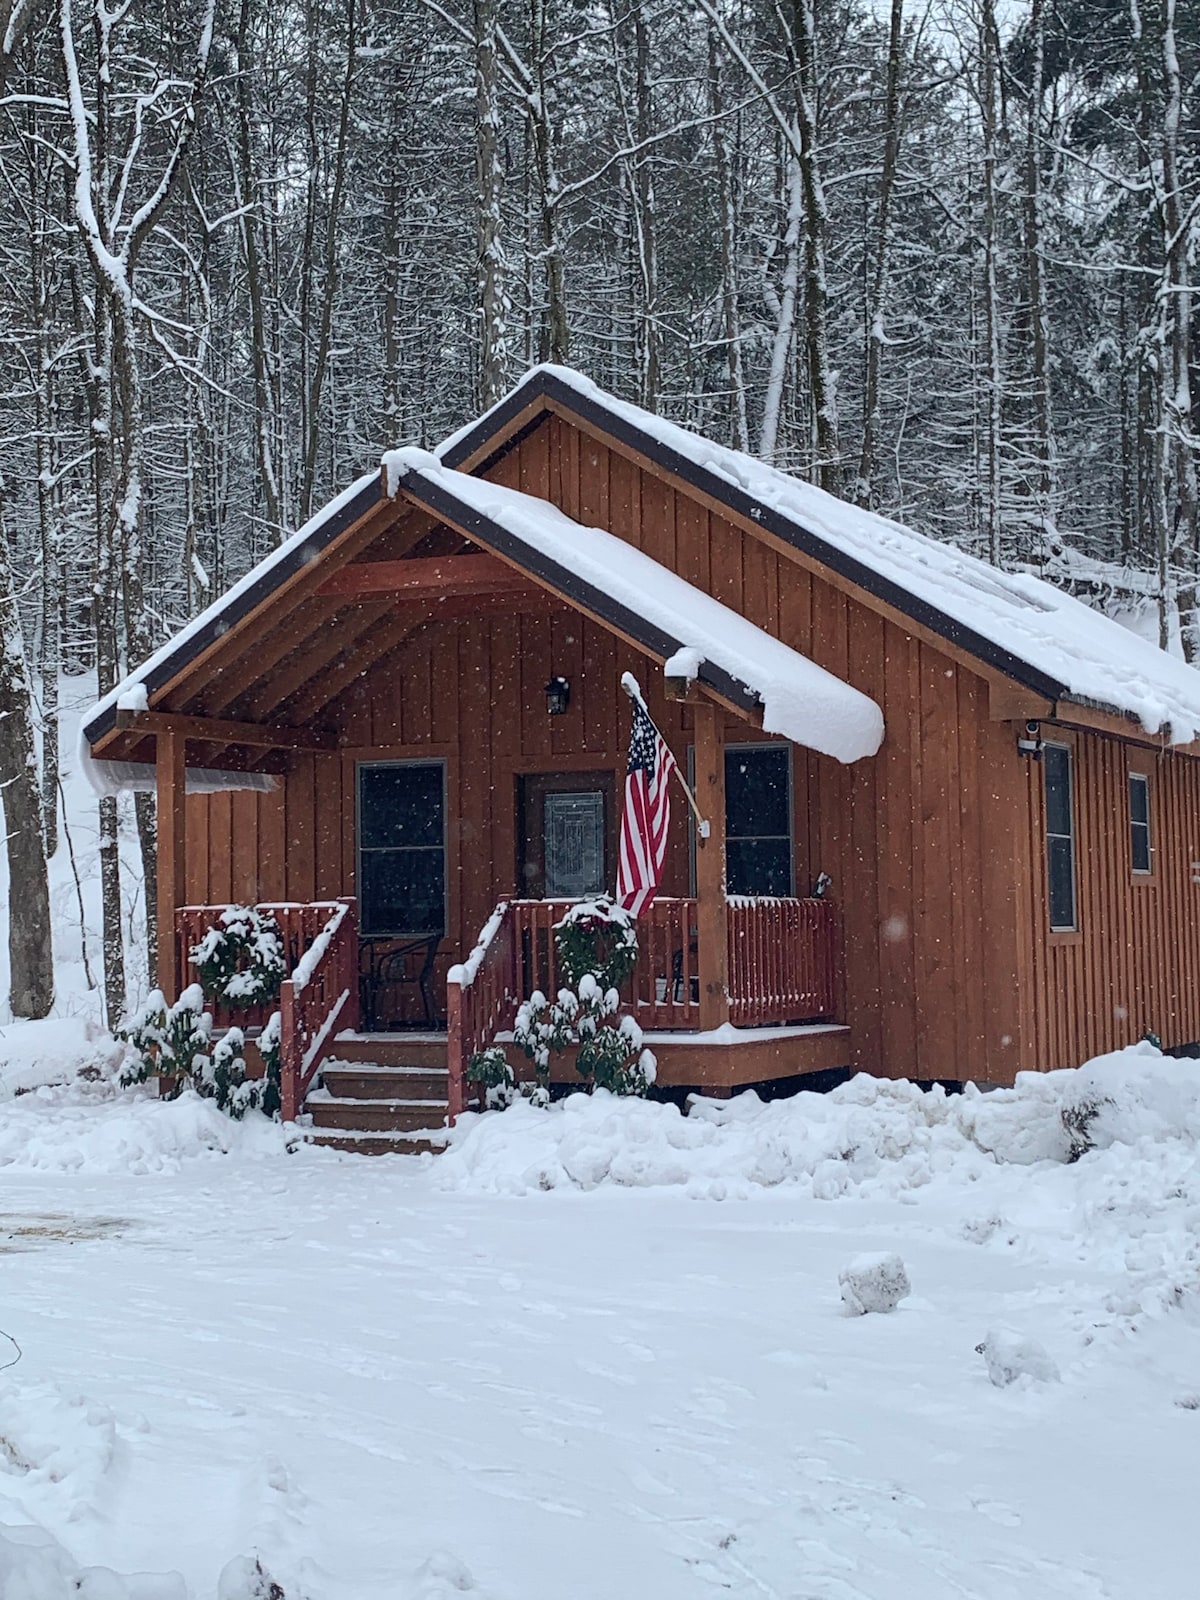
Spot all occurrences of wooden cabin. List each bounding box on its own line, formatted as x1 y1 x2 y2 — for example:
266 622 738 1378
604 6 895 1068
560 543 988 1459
82 366 1200 1149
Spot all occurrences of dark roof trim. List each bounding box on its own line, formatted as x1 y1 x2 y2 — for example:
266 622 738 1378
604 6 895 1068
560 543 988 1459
83 478 382 750
443 369 1068 704
398 468 763 719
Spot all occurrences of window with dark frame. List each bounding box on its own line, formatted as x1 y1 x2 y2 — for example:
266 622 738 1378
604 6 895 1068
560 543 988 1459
724 745 793 897
1044 743 1077 931
1129 773 1152 875
357 762 446 937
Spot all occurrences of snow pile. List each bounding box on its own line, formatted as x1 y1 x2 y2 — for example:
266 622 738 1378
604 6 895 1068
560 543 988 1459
838 1252 911 1315
438 1043 1200 1197
0 1379 185 1599
0 1522 187 1600
0 1018 124 1101
0 1084 296 1174
976 1329 1061 1388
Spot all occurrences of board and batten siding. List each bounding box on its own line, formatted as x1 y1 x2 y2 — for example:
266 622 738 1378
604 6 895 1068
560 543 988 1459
1025 729 1200 1068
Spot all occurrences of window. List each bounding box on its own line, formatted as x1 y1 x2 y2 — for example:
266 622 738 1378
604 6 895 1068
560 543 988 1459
725 744 793 896
1129 773 1152 875
357 762 446 936
1044 743 1077 931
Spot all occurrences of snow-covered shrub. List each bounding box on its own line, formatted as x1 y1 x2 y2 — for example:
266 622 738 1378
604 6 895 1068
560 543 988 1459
120 989 267 1120
976 1328 1060 1387
838 1252 911 1315
501 899 656 1099
471 1045 518 1109
1061 1094 1110 1162
513 980 656 1097
190 905 287 1009
257 1010 283 1120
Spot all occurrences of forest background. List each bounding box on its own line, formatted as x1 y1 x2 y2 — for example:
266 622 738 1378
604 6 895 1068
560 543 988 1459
0 0 1195 1024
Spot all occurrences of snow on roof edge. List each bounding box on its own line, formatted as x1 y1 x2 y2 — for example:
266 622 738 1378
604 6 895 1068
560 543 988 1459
78 471 380 787
443 364 1200 747
385 449 884 765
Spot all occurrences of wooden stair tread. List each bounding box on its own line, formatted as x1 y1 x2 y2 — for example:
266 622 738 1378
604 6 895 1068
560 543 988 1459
310 1094 448 1109
306 1127 448 1157
324 1060 447 1075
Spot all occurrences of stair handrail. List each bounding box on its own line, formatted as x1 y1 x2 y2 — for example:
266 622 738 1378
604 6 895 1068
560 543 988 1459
279 897 359 1121
446 900 514 1121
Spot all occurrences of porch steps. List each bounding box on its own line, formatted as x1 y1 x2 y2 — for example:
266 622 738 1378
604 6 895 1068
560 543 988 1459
304 1047 453 1155
309 1128 450 1158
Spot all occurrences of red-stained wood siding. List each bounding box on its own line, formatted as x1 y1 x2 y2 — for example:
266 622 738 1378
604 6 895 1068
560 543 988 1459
182 410 1200 1083
1027 730 1200 1067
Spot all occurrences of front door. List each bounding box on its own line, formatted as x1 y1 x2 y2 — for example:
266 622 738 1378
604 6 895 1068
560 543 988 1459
519 772 614 899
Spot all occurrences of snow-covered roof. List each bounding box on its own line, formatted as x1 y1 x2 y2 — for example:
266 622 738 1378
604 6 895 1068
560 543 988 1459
443 366 1200 746
80 363 1200 770
78 472 380 781
383 449 884 765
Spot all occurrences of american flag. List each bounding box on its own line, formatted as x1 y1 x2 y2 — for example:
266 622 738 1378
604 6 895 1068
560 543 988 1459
615 697 676 916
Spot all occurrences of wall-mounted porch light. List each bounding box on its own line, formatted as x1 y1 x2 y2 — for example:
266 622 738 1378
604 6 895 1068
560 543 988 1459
545 675 571 716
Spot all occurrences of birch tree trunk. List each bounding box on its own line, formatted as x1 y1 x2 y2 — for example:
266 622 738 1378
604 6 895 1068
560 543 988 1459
1158 0 1198 657
299 0 357 521
979 0 1003 565
790 0 839 492
233 0 283 539
708 21 748 451
631 2 658 410
759 152 803 463
1023 0 1056 544
855 0 904 508
475 0 509 405
528 0 568 364
61 0 214 1019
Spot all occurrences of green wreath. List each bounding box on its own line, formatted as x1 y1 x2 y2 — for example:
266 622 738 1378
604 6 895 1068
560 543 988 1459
553 896 639 989
191 905 287 1009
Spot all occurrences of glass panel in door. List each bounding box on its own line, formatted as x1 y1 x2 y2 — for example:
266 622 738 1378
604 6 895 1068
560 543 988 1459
544 790 606 898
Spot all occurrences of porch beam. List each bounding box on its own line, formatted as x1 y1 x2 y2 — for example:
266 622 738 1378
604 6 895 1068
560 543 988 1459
693 702 729 1030
316 553 534 600
114 709 335 752
155 728 186 997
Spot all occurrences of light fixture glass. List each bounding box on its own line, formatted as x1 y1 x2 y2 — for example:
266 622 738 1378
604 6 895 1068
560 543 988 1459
545 675 571 716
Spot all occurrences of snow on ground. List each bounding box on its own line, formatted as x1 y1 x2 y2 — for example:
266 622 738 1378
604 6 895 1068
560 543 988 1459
0 1040 1197 1597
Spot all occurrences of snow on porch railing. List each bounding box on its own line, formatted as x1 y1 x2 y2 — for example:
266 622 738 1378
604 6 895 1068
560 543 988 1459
446 901 516 1121
278 898 359 1122
174 899 359 1121
446 894 840 1118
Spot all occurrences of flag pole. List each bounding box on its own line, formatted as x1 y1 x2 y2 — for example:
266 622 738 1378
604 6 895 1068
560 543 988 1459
621 672 711 838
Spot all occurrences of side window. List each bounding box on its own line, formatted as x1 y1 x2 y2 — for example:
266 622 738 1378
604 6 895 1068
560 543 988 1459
1129 773 1152 875
1044 743 1077 931
357 762 446 936
725 745 793 897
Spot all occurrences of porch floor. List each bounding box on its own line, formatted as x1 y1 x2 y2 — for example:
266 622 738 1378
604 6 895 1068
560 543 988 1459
332 1022 852 1091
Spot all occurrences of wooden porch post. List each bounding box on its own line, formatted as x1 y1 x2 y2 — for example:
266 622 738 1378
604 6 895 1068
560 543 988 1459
155 729 186 1000
693 702 729 1031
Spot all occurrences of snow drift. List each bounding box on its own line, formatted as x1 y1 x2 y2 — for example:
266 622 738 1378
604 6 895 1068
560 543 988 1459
0 1082 297 1175
437 1042 1200 1197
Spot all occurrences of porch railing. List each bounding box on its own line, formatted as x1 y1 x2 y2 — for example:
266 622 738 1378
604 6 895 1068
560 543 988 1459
447 895 840 1119
175 898 359 1122
727 896 839 1026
